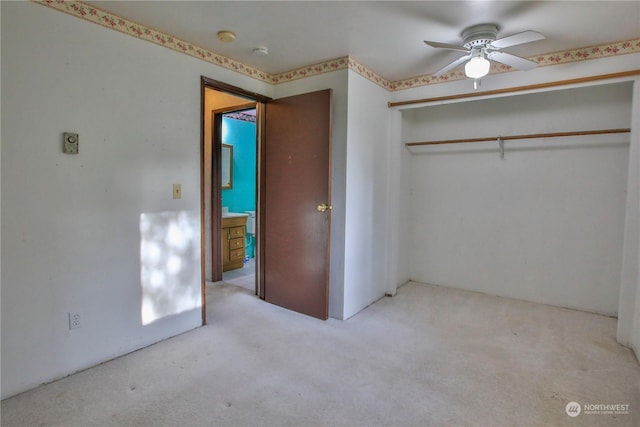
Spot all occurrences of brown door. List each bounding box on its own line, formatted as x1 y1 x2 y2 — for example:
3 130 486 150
262 89 332 320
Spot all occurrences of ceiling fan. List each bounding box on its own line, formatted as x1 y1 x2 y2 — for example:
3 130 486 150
424 24 545 86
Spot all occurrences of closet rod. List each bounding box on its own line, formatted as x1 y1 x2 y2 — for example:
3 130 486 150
405 128 631 147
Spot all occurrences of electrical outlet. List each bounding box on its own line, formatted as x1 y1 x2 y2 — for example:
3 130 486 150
69 312 81 330
173 183 182 199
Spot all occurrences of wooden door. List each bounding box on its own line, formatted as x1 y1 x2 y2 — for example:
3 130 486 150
262 89 332 320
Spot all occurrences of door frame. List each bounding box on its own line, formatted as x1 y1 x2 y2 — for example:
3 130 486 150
200 76 271 324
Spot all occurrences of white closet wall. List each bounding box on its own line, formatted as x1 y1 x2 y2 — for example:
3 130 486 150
403 83 633 315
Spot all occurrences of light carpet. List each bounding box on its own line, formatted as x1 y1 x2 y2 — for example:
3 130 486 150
2 281 639 426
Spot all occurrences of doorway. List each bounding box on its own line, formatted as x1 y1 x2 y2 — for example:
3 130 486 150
219 107 258 293
201 76 333 323
201 78 270 324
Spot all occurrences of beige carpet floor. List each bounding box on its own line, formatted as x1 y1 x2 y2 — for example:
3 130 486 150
2 281 639 426
222 259 256 293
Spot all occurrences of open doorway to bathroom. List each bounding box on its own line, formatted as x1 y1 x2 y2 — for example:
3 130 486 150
202 77 332 321
202 81 269 313
219 108 257 292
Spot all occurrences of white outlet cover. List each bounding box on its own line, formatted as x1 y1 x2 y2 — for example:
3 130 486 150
69 312 81 329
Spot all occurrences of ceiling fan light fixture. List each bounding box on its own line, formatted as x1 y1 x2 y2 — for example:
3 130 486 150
464 55 490 79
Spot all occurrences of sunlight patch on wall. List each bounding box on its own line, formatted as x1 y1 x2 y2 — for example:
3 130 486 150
140 211 201 325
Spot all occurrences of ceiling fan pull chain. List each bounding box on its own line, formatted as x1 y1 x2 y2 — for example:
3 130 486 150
498 137 505 159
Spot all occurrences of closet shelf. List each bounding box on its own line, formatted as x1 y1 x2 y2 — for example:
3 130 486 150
405 128 631 147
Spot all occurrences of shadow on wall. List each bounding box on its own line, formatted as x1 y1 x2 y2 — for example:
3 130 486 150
139 211 201 325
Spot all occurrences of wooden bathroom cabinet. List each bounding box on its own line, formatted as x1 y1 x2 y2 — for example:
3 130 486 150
222 216 246 272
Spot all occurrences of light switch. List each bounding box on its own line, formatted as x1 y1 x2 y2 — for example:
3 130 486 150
173 184 182 199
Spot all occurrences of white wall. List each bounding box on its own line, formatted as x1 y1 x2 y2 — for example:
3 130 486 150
273 70 349 319
618 79 640 356
402 83 632 315
0 0 3 383
1 2 271 398
342 71 391 318
385 109 411 292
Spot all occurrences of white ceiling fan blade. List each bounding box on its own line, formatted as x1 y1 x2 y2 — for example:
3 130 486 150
488 51 538 71
424 40 469 52
490 30 545 49
433 54 472 76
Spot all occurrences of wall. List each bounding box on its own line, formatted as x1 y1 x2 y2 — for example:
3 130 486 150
273 70 349 319
402 83 632 315
342 71 391 318
221 116 257 257
0 0 3 383
221 117 257 214
1 2 271 398
617 79 640 356
386 110 412 292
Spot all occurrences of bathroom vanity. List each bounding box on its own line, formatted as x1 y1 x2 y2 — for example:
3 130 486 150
222 214 247 272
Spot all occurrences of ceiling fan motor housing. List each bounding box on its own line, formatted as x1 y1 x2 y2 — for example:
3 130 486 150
462 24 499 49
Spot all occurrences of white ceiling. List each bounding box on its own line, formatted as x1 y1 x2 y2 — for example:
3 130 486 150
87 1 640 81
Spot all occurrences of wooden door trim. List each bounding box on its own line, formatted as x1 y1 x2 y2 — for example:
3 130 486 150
257 102 267 299
202 76 271 103
210 111 223 284
200 78 207 324
212 102 257 115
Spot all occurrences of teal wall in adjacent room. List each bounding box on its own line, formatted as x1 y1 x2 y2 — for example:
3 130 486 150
222 115 256 257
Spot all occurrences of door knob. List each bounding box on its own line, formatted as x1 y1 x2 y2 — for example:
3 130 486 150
317 203 332 212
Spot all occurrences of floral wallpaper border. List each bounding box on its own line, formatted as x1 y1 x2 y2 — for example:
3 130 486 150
38 0 274 83
271 57 350 85
39 0 640 92
224 112 256 123
391 39 640 91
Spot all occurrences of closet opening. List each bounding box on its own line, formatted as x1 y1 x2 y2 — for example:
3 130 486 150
398 82 633 317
